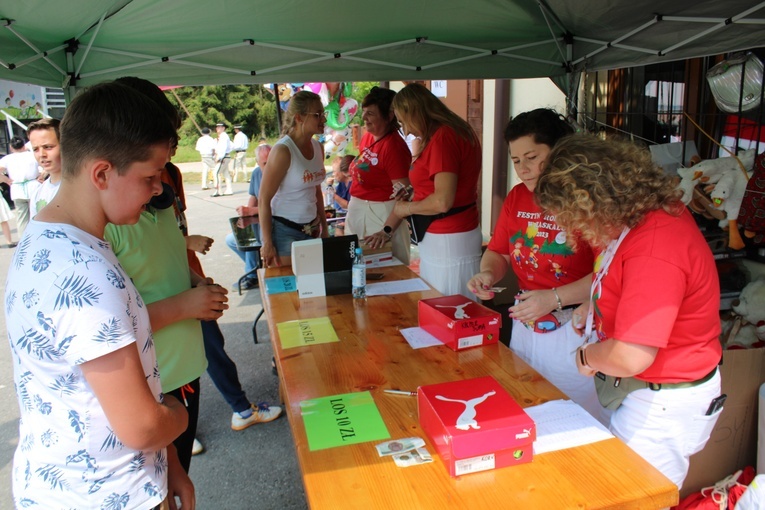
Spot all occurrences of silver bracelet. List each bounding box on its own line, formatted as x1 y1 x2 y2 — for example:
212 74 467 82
552 287 563 312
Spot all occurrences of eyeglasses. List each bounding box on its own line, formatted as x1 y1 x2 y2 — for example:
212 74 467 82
306 111 328 120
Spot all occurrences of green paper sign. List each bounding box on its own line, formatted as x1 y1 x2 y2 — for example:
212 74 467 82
276 316 339 349
300 391 390 451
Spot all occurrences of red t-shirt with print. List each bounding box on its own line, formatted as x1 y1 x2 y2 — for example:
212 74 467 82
488 184 594 290
349 131 411 202
592 208 721 383
410 125 481 234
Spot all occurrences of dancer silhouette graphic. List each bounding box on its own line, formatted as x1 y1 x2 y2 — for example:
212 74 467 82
435 390 496 430
435 302 472 319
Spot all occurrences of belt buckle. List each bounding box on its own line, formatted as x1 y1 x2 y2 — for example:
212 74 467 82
302 224 313 236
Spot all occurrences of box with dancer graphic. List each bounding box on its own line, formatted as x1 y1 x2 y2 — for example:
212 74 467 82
418 376 535 477
418 295 501 351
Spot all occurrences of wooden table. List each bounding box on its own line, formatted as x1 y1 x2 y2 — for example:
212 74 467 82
258 264 678 509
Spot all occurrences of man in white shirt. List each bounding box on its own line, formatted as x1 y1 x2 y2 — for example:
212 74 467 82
231 125 249 183
0 136 40 234
195 127 216 190
212 122 233 197
28 118 63 218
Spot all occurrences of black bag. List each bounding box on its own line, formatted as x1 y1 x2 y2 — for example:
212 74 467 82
406 202 475 244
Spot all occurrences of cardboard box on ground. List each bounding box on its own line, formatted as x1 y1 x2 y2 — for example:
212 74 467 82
682 346 765 498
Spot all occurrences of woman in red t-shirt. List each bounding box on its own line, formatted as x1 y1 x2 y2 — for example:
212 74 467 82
536 135 723 489
347 87 412 264
390 83 482 298
467 109 599 419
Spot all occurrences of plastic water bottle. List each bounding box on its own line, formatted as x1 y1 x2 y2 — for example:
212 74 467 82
352 247 366 299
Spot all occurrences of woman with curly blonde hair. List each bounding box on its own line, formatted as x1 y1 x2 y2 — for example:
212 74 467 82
536 134 723 490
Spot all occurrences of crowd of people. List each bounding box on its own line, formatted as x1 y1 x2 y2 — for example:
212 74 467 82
4 79 727 508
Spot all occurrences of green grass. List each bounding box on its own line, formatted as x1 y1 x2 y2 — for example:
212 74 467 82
172 145 201 164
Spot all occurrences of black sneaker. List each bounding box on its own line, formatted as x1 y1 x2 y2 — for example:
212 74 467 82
236 277 258 291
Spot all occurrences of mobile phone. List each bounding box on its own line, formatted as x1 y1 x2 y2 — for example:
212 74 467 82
705 394 727 415
367 272 384 281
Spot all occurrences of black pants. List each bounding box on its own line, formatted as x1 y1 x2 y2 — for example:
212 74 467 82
166 377 201 473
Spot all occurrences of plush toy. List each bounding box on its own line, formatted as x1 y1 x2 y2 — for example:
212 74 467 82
726 277 765 349
707 149 756 250
677 149 753 203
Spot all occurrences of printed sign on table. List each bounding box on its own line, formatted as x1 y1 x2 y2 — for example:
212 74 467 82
300 391 390 451
265 275 297 294
276 316 339 349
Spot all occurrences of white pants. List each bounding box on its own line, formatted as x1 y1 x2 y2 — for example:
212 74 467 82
511 319 602 422
417 227 482 300
232 151 247 181
609 369 722 489
200 156 215 188
345 197 411 265
214 157 232 194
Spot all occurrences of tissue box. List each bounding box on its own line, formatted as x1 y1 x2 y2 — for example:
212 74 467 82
291 235 359 298
418 376 535 477
418 295 501 350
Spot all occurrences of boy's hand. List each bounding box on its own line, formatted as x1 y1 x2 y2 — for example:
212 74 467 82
186 235 213 255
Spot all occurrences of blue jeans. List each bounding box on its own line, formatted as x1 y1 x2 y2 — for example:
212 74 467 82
225 232 260 274
200 320 250 415
272 218 313 256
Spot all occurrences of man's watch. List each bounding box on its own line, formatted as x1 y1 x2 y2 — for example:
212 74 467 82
383 225 392 235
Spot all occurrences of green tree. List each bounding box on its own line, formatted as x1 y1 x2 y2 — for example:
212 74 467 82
349 82 379 123
166 84 278 146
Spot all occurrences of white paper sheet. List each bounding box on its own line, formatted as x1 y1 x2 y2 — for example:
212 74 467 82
366 278 431 296
399 327 443 349
525 399 613 454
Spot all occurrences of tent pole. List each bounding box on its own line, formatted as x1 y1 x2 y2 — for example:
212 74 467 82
274 83 282 134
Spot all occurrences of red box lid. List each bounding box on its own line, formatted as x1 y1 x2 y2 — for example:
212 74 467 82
419 295 500 323
418 296 501 348
418 376 535 458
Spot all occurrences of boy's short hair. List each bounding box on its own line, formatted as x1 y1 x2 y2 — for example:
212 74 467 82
27 118 61 141
60 81 177 178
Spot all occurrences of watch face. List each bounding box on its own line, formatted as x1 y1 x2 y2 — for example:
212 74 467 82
383 226 392 234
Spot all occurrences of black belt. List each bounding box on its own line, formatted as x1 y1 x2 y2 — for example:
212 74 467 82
273 215 318 236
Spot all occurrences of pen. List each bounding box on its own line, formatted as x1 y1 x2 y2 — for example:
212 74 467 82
384 389 417 396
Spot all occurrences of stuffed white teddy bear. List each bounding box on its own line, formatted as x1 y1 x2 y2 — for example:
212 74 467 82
726 277 765 349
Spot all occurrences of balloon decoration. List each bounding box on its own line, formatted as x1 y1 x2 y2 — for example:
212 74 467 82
269 82 359 159
319 82 358 160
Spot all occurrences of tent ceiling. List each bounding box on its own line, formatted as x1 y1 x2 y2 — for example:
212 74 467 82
0 0 763 88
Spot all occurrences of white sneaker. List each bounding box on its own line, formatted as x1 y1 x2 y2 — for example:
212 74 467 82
192 438 204 455
231 403 283 431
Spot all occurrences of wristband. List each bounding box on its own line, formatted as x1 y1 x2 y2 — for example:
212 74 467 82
552 287 563 312
578 344 593 370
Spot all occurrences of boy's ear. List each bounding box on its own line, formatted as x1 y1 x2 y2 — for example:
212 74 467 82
91 160 113 190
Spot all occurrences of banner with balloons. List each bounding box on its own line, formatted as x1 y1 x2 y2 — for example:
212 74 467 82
0 80 45 119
